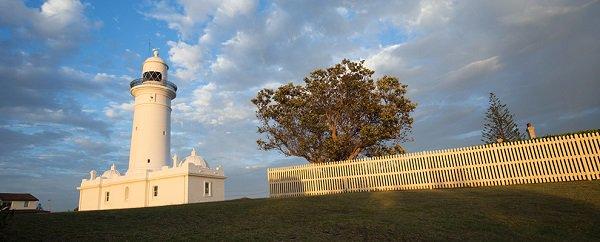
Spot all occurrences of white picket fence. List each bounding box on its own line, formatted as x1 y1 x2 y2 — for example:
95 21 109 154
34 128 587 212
267 132 600 198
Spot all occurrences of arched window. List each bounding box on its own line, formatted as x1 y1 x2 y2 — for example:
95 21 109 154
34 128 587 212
204 182 212 197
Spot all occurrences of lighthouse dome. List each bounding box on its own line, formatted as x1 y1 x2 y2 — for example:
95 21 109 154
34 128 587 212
142 49 168 82
143 53 167 67
101 164 121 178
182 148 209 168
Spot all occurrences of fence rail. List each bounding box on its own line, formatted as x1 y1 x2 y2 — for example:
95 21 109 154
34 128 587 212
267 132 600 198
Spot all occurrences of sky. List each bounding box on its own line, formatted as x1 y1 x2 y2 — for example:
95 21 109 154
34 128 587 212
0 0 598 212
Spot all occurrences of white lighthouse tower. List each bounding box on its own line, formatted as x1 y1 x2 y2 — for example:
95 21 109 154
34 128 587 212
77 50 226 211
128 49 176 173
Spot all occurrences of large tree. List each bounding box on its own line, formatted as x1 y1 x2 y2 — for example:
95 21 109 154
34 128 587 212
251 59 416 163
482 92 523 143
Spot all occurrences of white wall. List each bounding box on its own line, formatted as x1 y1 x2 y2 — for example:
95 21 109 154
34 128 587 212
6 200 38 210
128 86 174 173
79 169 226 211
146 176 186 207
98 180 148 210
188 176 225 203
78 186 100 211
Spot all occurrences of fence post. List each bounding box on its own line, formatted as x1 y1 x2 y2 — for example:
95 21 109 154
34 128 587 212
574 134 592 180
425 151 433 189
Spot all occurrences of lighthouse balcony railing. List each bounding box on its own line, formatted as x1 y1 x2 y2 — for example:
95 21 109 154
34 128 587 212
130 78 177 92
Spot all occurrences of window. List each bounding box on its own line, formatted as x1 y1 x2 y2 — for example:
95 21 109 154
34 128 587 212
24 201 29 207
147 159 150 163
124 187 129 201
143 71 162 82
153 186 158 197
163 131 165 135
105 192 110 202
204 182 212 197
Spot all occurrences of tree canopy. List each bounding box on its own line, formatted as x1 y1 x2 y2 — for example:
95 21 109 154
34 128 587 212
251 59 416 163
482 92 523 143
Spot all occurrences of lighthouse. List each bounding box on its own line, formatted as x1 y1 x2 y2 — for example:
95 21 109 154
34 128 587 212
77 50 226 211
128 49 177 173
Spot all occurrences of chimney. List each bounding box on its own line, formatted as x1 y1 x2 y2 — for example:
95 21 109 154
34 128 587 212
526 123 537 139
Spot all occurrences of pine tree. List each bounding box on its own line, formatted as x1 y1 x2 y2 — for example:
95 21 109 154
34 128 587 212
482 93 523 143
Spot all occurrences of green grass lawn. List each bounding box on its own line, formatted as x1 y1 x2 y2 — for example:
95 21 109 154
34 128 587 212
2 180 600 241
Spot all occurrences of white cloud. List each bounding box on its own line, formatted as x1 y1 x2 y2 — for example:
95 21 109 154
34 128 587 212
59 67 131 89
93 73 133 83
335 7 349 17
14 0 91 50
145 0 256 40
446 56 502 83
365 44 416 76
192 82 217 107
0 0 125 212
500 2 588 26
104 102 133 119
59 66 89 80
143 0 218 39
210 55 237 74
167 41 204 81
173 83 252 125
40 0 84 22
406 0 454 31
217 0 256 17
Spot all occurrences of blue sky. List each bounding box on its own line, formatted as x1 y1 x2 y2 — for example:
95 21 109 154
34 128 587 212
1 0 598 211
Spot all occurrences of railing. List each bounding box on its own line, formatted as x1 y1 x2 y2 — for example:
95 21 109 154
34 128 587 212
267 132 600 198
129 78 177 92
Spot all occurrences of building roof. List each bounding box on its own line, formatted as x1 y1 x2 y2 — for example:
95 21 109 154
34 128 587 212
101 163 121 178
0 193 39 201
182 148 209 168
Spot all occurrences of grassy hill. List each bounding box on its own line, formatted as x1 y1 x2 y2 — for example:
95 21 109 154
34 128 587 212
3 180 600 241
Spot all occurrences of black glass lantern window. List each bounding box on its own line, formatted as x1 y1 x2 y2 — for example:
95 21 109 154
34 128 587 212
143 71 163 82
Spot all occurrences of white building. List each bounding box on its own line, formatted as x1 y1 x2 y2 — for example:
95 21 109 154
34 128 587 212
78 50 226 211
0 193 39 211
